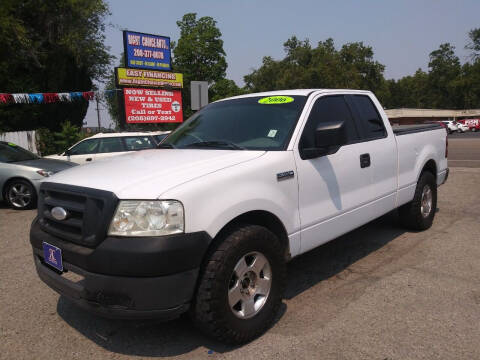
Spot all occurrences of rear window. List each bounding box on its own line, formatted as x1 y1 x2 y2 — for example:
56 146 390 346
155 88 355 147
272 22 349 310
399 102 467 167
349 95 386 140
124 136 156 151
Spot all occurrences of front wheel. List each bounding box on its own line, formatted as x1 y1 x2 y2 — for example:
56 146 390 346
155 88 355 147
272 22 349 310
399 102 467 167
5 179 37 210
399 171 437 230
191 225 286 344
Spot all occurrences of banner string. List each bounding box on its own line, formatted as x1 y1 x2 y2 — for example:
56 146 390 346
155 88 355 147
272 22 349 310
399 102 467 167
0 89 121 105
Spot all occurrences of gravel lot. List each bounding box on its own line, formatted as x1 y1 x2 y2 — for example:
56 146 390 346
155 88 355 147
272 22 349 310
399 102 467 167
1 168 480 359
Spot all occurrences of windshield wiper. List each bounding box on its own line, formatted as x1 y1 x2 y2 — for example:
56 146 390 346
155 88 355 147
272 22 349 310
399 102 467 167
185 141 246 150
157 143 177 149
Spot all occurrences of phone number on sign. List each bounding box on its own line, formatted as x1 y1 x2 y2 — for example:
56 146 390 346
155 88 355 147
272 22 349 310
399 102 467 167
127 115 178 122
133 48 165 59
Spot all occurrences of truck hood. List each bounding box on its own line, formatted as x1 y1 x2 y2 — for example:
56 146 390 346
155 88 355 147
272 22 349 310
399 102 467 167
47 149 265 198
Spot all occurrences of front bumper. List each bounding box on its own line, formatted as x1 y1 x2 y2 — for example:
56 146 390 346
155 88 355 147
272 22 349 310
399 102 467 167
31 218 211 319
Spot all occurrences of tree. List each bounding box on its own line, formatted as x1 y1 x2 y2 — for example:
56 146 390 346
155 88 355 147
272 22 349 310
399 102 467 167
172 13 227 115
209 79 245 102
0 0 112 132
244 36 388 103
427 43 461 108
466 28 480 61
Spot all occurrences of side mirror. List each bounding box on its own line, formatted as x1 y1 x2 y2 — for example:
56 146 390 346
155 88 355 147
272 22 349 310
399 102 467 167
301 121 347 159
64 149 71 156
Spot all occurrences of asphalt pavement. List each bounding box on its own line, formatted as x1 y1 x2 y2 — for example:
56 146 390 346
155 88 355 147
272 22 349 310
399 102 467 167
448 131 480 167
1 144 480 359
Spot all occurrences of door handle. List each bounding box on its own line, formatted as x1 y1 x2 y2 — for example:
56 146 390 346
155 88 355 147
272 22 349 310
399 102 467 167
360 153 370 168
86 158 92 162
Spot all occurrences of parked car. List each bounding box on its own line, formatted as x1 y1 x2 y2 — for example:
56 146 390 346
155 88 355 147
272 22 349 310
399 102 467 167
456 122 470 132
30 89 448 344
441 120 459 134
45 131 169 164
0 141 76 209
459 118 480 132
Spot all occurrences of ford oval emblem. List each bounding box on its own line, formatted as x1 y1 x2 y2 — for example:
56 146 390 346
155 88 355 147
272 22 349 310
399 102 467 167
51 207 68 221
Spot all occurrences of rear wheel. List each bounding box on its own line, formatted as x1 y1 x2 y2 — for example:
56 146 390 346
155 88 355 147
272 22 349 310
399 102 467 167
5 179 37 210
399 171 437 230
191 225 286 344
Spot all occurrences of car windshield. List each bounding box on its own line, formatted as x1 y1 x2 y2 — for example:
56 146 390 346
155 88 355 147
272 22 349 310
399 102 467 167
163 95 308 150
0 142 39 163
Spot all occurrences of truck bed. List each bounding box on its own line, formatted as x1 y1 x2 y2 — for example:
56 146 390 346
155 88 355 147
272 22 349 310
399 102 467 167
392 124 444 136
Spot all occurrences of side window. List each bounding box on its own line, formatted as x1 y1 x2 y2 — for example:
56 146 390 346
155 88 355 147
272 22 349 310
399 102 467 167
300 95 359 150
98 138 125 153
349 95 387 140
124 136 156 151
69 139 99 155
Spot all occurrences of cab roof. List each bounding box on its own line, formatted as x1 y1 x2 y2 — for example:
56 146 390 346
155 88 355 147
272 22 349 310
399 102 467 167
218 89 373 102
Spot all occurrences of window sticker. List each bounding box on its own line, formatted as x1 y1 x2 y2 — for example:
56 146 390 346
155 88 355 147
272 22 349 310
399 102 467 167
258 96 294 105
267 129 278 138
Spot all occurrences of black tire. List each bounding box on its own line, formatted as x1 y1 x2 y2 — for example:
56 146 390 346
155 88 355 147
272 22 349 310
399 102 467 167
399 171 437 231
4 179 37 210
191 224 286 344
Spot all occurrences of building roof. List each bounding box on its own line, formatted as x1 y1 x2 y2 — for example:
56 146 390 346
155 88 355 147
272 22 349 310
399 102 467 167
385 108 480 119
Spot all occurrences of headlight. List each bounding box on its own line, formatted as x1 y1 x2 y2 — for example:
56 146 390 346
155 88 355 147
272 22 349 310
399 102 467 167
37 169 54 177
108 200 184 236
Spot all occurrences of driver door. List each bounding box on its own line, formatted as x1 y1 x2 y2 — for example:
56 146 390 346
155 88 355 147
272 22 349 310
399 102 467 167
294 94 373 253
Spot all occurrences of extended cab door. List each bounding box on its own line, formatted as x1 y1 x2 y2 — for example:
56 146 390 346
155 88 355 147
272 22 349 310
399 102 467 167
294 94 373 253
345 94 397 213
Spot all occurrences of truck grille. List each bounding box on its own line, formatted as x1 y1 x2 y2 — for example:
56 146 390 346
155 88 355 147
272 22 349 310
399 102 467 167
37 182 118 247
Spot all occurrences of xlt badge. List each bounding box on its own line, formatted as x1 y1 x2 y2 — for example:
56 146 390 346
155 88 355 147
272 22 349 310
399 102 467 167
277 170 294 181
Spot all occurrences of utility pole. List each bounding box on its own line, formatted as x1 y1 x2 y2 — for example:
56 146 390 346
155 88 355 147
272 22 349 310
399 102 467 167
95 94 101 130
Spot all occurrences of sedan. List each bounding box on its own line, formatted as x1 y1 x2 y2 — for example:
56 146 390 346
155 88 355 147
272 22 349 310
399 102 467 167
0 141 77 209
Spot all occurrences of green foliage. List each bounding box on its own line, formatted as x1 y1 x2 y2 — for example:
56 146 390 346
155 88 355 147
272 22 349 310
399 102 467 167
466 28 480 61
35 128 56 156
53 121 83 152
387 36 480 110
244 36 389 102
36 121 87 156
172 13 227 114
0 0 113 132
209 79 245 102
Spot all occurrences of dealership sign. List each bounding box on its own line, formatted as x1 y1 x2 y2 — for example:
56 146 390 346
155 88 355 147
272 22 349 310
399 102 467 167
123 88 182 123
116 68 183 88
123 31 171 71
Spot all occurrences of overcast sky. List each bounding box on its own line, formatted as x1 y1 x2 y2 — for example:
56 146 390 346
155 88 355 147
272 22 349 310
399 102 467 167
85 0 480 127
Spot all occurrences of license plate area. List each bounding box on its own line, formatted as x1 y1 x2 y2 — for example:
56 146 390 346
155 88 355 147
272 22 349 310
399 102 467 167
42 242 63 272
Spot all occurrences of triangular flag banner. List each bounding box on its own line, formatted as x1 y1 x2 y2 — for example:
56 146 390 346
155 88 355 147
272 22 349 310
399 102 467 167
0 94 14 103
57 93 71 102
43 93 59 103
82 91 95 101
29 93 44 103
0 89 120 105
12 94 29 103
70 92 83 100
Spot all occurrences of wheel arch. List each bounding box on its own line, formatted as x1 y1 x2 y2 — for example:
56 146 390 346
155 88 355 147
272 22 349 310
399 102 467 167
210 210 291 261
420 159 437 181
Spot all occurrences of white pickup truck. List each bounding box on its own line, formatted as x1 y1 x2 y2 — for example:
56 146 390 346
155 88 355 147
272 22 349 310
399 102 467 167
30 89 448 344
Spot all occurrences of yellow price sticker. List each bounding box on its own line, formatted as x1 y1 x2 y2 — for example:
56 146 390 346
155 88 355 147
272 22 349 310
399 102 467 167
258 96 294 105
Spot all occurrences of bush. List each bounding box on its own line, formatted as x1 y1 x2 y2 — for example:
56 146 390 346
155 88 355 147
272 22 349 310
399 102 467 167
36 121 89 156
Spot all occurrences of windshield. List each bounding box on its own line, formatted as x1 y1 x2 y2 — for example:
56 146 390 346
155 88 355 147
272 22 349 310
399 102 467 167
0 142 39 163
163 95 307 150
